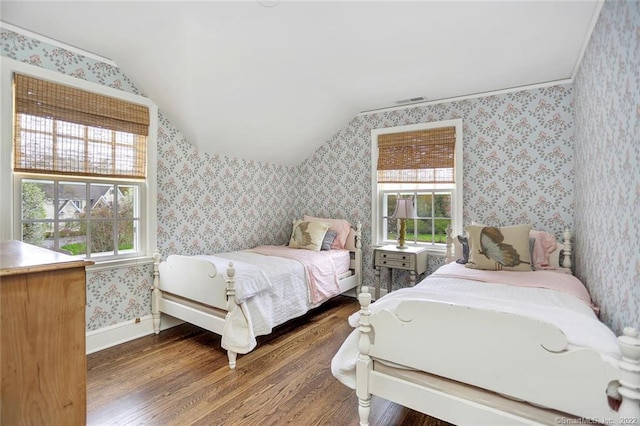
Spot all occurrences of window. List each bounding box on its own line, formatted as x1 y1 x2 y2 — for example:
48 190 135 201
1 58 157 261
20 178 142 258
381 190 454 245
371 119 463 250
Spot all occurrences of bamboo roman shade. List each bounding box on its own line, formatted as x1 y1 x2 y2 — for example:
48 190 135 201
377 126 456 184
13 73 149 179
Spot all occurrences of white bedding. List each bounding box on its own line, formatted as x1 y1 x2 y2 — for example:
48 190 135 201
199 248 350 354
332 267 620 389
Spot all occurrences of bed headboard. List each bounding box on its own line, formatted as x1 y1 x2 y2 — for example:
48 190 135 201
445 226 573 273
344 222 361 253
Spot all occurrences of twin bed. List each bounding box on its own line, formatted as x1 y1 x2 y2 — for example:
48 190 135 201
331 225 640 425
152 217 362 369
152 217 639 424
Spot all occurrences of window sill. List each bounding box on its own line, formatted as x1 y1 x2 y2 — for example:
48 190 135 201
86 255 155 272
426 247 447 258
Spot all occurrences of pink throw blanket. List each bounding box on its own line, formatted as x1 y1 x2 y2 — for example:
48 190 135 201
249 245 341 304
432 262 597 313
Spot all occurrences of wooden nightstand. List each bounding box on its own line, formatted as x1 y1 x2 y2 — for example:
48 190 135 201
374 245 428 299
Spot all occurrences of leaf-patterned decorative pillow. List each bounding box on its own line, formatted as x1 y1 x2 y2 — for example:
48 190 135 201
466 224 532 271
288 220 330 251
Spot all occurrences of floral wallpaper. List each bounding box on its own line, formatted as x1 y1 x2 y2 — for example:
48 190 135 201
156 117 295 257
1 28 154 331
1 0 636 337
1 26 297 331
0 30 142 94
573 0 639 335
296 85 575 287
86 263 154 328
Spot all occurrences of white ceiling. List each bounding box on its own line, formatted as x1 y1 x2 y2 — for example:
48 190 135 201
1 1 601 166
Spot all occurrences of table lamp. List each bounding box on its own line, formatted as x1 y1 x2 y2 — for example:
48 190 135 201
392 197 416 249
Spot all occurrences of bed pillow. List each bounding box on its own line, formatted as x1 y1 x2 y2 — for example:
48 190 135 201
303 215 351 249
289 220 331 251
530 230 558 270
466 224 532 271
456 235 469 264
320 230 338 251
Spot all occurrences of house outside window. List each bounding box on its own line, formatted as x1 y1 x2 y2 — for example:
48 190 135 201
1 58 157 262
20 178 142 258
371 119 463 252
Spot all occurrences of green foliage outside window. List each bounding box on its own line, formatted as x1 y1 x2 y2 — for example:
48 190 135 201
387 192 452 244
21 182 47 246
21 180 136 256
75 191 135 255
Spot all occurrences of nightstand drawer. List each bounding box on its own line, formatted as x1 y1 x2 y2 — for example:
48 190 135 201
378 251 412 262
375 251 415 270
377 258 413 270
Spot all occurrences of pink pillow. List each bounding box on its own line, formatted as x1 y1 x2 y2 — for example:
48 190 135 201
530 230 558 270
303 215 351 249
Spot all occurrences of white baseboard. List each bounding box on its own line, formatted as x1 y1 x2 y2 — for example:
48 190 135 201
341 287 358 298
86 314 183 355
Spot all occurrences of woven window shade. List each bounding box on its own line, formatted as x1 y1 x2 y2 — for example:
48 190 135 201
377 126 456 183
13 73 149 179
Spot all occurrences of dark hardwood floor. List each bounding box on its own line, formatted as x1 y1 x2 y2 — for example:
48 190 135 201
87 295 452 426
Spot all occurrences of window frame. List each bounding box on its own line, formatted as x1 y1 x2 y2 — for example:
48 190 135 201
1 57 158 264
371 119 463 252
14 175 146 261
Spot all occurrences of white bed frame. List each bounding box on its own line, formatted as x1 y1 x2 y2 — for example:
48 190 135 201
354 230 640 425
152 222 362 369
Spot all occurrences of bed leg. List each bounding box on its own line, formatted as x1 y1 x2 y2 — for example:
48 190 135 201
617 327 640 421
152 252 161 334
225 262 239 370
228 351 237 370
358 397 371 426
152 310 161 335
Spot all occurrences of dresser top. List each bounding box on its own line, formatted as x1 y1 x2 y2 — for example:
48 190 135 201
0 240 93 276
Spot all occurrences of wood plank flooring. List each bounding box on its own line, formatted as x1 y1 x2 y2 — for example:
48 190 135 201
87 295 452 426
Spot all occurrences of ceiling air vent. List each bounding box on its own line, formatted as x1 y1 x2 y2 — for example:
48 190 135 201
396 96 427 105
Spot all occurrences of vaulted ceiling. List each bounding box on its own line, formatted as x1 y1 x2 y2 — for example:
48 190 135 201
1 1 601 166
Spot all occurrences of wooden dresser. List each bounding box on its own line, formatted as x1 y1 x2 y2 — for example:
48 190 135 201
1 241 92 426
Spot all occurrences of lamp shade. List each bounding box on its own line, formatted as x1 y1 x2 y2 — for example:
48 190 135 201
392 197 416 219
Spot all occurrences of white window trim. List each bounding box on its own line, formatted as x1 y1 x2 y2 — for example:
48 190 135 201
371 119 463 249
0 57 158 263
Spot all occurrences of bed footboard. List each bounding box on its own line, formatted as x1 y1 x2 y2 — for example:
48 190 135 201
152 254 231 321
355 286 640 425
152 253 240 368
